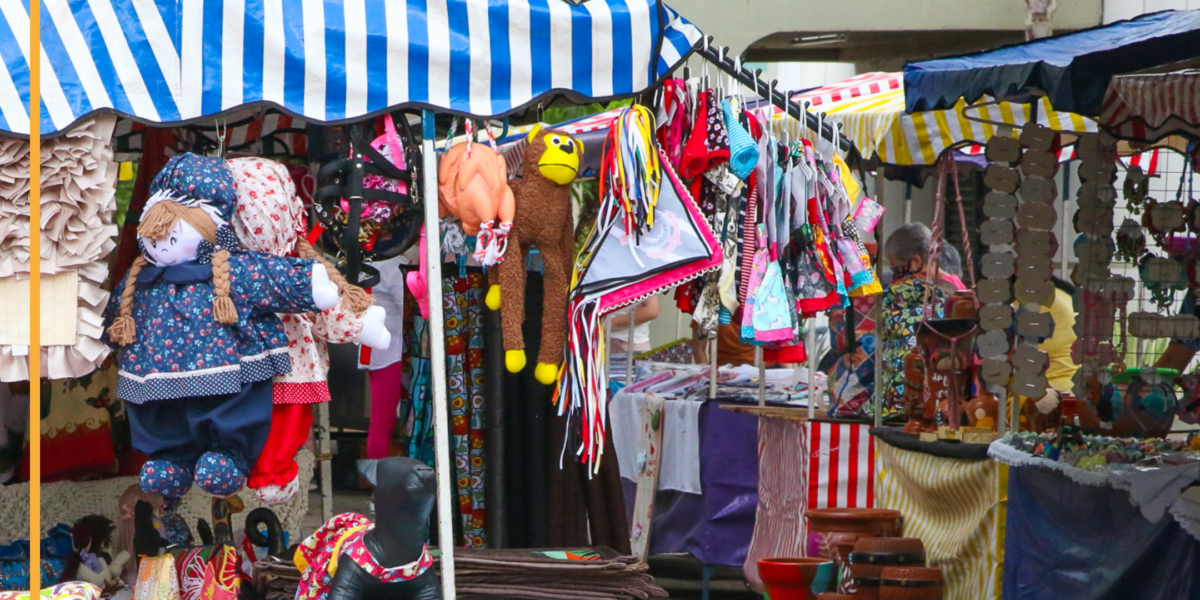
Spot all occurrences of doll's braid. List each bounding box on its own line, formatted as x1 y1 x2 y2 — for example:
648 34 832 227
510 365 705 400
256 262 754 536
294 237 374 312
108 256 147 346
212 249 238 325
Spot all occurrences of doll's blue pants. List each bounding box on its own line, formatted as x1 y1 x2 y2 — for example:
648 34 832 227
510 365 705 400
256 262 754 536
127 379 273 474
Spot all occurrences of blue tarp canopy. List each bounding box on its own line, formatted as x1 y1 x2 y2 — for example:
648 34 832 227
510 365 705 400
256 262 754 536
903 10 1200 117
1 0 702 137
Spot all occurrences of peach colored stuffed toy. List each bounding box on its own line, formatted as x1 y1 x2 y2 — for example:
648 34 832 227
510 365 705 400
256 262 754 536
438 142 515 265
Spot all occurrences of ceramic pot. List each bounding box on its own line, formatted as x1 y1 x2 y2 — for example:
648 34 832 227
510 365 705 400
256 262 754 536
805 508 903 559
850 537 926 597
817 595 858 600
944 292 978 319
758 558 836 600
878 566 944 600
833 542 856 594
965 385 999 430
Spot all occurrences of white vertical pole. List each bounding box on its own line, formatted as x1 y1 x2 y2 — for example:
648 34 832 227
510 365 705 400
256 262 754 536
626 306 636 386
756 347 766 407
422 111 456 599
806 322 817 420
317 403 333 522
708 338 718 399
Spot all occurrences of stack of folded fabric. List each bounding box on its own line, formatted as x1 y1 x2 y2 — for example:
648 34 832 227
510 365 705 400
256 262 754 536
251 557 301 600
251 547 663 600
441 548 666 600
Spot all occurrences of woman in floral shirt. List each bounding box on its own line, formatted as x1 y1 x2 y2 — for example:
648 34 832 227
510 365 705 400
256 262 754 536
877 223 948 419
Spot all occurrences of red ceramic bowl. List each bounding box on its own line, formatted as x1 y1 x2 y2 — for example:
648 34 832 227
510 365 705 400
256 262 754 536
758 557 836 600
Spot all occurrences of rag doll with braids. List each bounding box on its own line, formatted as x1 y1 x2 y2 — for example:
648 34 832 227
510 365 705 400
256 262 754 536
104 153 342 499
227 157 390 505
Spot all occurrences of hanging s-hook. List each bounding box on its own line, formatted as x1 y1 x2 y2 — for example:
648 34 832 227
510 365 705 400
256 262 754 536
215 120 228 158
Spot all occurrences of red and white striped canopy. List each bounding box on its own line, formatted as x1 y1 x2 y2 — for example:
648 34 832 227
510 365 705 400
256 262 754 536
1101 71 1200 143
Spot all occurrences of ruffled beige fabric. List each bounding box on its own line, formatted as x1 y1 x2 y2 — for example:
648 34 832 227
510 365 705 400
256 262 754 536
39 116 119 380
0 136 30 382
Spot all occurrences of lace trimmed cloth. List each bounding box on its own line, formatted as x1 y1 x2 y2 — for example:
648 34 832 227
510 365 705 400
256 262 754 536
0 450 313 543
989 439 1200 541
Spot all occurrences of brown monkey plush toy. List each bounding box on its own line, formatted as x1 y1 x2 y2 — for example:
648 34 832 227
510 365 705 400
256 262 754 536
485 125 582 384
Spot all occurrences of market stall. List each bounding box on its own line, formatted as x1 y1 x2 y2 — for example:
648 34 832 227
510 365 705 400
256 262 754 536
0 0 743 598
896 10 1200 600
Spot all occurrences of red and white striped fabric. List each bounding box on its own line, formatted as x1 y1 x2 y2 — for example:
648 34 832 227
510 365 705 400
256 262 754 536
560 109 623 134
798 72 901 109
806 422 876 516
1101 72 1200 143
743 420 876 591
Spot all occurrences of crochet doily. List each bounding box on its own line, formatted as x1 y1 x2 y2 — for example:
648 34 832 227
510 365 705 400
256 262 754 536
1 450 314 544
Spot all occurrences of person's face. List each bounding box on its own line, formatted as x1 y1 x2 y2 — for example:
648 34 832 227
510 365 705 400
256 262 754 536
888 254 924 275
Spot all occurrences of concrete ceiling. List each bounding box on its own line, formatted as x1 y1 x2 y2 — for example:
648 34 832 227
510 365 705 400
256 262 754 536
670 0 1104 60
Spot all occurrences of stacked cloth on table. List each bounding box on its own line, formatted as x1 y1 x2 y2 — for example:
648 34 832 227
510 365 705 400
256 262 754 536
439 548 666 600
252 557 301 600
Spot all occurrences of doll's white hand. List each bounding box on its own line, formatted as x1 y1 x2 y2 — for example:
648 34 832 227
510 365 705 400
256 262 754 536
311 263 340 311
358 305 392 351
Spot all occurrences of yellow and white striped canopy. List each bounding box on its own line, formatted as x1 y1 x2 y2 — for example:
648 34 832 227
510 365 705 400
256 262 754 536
789 72 1097 166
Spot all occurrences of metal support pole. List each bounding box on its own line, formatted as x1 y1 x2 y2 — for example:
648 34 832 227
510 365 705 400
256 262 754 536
626 306 636 387
317 403 333 522
422 111 456 600
756 347 766 407
806 322 817 420
708 338 718 399
874 173 886 428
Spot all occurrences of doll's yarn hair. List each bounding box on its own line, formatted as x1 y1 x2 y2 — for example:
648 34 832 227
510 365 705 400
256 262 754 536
293 237 374 313
108 200 238 346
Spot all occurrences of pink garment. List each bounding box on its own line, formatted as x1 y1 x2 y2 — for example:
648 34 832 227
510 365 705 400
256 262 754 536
940 272 967 291
367 362 403 459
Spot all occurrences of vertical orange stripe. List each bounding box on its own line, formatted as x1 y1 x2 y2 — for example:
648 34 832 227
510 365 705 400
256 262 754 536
29 0 42 593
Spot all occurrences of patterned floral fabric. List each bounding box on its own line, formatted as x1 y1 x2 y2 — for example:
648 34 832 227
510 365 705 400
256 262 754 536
103 254 317 404
295 513 432 600
135 554 181 600
0 582 102 600
878 276 948 417
166 545 241 600
227 157 370 404
402 288 433 466
829 295 878 418
443 272 486 547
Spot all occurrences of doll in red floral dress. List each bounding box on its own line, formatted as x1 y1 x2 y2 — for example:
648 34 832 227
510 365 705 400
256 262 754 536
228 157 391 505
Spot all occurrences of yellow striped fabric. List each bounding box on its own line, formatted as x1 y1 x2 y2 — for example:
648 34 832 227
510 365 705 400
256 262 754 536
875 442 1007 600
788 73 1097 166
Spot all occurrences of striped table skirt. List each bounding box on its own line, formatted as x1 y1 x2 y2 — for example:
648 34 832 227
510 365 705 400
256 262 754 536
742 422 1005 600
742 420 876 591
876 440 1006 600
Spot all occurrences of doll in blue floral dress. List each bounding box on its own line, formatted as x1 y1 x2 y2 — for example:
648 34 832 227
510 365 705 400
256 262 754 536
103 153 341 499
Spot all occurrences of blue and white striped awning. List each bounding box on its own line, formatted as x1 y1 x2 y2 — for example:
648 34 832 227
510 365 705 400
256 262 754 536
1 0 702 137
